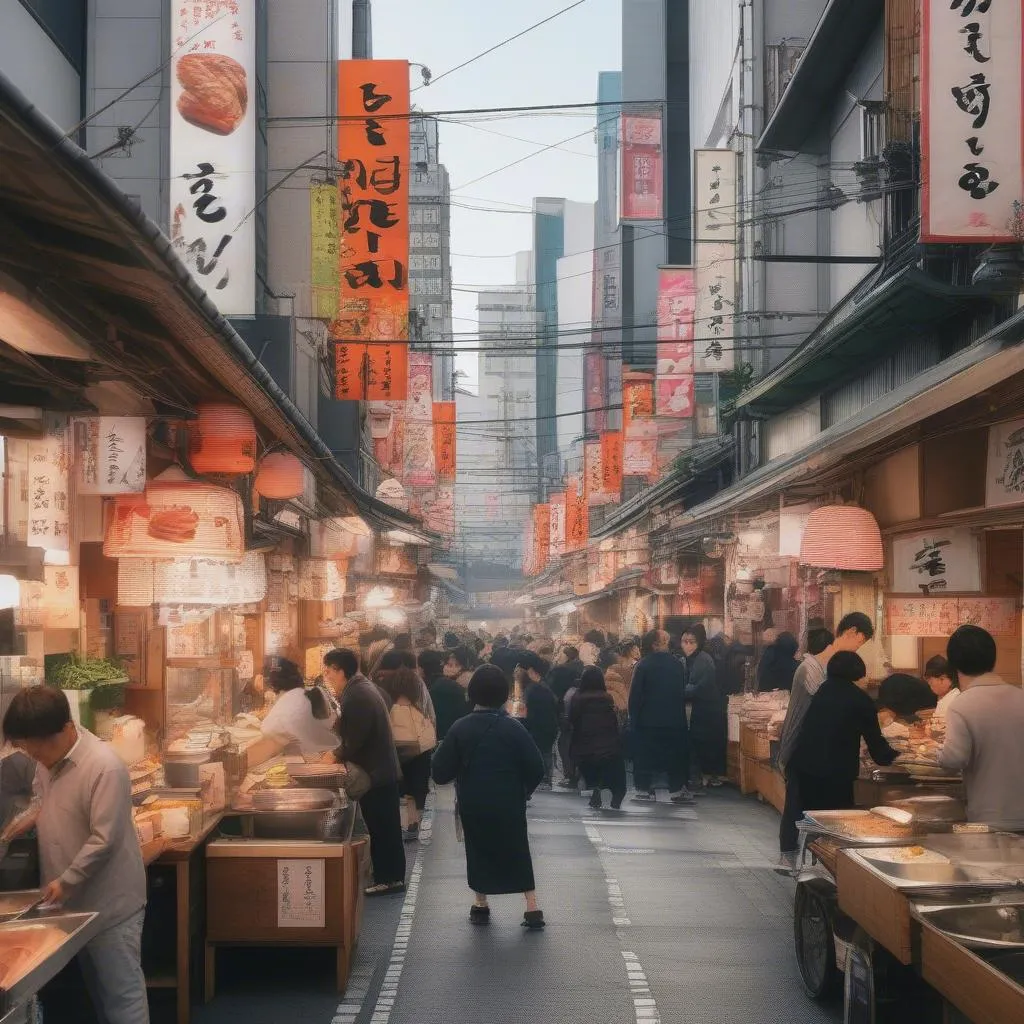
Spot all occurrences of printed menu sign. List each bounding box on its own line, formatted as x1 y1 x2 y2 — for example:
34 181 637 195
277 859 325 928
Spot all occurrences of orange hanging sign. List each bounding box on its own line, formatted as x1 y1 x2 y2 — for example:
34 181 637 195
564 476 589 553
622 370 655 433
433 402 456 479
601 431 623 495
534 503 551 573
334 60 410 400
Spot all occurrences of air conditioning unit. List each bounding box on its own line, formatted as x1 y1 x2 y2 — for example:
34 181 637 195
765 40 806 119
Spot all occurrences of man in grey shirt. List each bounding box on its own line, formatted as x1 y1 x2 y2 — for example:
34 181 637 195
4 686 148 1024
940 625 1024 830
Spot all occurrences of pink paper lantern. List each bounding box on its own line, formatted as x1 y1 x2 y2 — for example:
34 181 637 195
254 453 305 500
188 404 257 475
799 505 884 572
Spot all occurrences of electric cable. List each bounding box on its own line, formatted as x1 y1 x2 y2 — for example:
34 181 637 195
413 0 591 92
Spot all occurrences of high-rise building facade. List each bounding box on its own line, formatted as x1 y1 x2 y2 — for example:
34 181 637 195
409 112 455 403
456 257 541 569
620 0 692 369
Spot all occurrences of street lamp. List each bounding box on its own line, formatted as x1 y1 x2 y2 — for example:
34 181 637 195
409 63 432 87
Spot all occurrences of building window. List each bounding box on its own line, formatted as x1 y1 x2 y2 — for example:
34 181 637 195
859 101 885 162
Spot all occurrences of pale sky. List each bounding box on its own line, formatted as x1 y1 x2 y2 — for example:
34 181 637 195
370 0 622 386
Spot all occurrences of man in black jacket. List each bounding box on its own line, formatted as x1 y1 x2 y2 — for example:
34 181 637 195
628 629 693 804
518 654 558 788
323 648 406 896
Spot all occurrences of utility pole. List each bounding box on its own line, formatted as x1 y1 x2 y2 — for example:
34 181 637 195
352 0 372 59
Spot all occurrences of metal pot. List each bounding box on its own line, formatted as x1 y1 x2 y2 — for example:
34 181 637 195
251 789 342 840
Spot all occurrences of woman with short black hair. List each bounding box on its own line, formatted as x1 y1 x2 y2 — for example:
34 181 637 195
569 667 626 810
789 651 899 811
431 665 546 929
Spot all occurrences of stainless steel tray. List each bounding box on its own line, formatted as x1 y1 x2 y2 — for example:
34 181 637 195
0 894 41 926
253 788 337 812
915 901 1024 950
0 912 100 1014
798 810 919 847
848 847 1020 893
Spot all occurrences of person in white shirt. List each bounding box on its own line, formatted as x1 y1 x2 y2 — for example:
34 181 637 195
3 687 148 1024
924 655 960 720
939 626 1024 830
254 659 338 761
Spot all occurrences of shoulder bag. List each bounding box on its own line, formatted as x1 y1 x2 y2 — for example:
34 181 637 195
391 697 437 759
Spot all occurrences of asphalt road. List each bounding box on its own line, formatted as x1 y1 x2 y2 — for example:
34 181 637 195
190 786 842 1024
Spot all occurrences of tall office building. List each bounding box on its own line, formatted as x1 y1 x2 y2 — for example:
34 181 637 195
409 112 455 402
620 0 692 369
455 255 541 568
532 197 597 490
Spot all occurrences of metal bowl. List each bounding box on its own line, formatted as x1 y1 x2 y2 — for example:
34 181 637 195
251 788 342 840
918 903 1024 949
286 764 349 791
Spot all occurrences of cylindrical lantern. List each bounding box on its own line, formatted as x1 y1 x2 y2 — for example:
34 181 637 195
187 404 257 475
254 453 305 500
799 505 884 571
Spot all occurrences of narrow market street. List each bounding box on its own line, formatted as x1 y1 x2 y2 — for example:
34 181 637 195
191 788 839 1024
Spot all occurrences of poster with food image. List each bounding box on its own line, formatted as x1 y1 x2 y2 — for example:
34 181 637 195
169 1 256 315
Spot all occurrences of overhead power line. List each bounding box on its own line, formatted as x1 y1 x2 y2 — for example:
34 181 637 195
415 0 591 91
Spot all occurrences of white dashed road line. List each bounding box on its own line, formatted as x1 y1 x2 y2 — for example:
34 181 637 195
584 820 663 1024
334 814 432 1024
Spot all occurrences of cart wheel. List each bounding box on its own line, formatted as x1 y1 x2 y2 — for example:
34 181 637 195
794 880 842 1001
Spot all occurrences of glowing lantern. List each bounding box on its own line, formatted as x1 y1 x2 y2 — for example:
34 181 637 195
800 505 884 572
187 404 257 475
254 453 306 500
104 470 245 561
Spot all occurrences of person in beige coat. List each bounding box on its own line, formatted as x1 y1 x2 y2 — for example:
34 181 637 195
604 640 639 726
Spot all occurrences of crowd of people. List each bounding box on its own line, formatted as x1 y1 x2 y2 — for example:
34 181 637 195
258 621 745 928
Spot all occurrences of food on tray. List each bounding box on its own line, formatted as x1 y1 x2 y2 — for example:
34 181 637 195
0 894 41 920
811 812 914 840
147 506 199 543
863 846 951 865
264 764 291 789
0 926 65 985
176 53 248 135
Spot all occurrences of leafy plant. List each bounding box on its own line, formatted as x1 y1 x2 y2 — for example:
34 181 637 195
51 656 127 690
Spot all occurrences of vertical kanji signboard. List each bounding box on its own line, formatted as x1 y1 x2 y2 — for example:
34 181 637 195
335 60 410 400
921 0 1024 242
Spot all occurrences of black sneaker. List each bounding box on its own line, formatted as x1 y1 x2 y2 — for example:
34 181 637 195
470 905 491 925
522 910 545 930
632 791 656 803
588 791 603 810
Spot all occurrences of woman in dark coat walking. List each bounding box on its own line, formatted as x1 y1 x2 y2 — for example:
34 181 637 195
431 665 546 929
682 624 728 786
569 667 627 810
756 632 801 692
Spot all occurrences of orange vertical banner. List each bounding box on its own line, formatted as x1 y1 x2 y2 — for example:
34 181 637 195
534 503 551 573
334 60 410 400
549 492 566 559
564 476 588 553
622 370 655 433
601 431 623 496
433 402 456 479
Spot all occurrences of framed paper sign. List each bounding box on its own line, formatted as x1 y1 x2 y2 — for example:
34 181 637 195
891 528 981 595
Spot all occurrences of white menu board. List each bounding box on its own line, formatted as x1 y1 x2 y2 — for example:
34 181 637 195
277 859 325 929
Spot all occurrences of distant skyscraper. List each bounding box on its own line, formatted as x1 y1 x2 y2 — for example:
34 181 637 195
352 0 372 58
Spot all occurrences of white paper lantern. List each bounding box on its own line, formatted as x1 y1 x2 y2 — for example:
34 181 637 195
0 576 20 610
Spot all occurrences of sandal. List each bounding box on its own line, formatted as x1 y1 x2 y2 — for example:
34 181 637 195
365 881 405 896
469 905 490 925
521 910 545 930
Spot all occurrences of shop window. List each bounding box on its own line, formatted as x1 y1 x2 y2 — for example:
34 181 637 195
921 428 987 517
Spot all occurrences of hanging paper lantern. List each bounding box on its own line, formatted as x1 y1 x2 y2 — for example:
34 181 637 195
800 505 884 572
0 576 20 610
187 404 257 475
104 471 245 561
254 453 305 500
118 552 267 606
